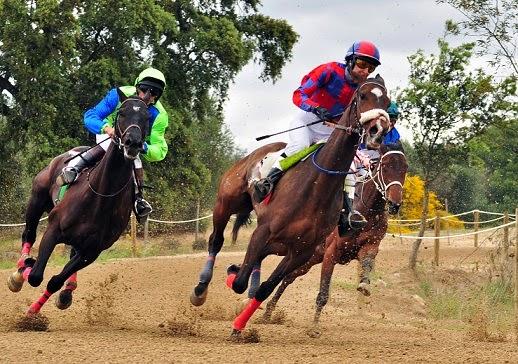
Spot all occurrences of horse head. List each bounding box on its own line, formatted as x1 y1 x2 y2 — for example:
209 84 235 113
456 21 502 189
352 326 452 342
370 142 408 215
342 74 391 149
114 88 150 160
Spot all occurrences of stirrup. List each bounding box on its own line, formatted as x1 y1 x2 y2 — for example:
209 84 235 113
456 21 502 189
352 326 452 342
58 166 79 186
253 179 272 203
135 198 153 218
348 211 367 230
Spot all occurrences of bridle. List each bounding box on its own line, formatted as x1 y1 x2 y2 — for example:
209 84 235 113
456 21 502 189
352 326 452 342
112 98 147 149
88 97 148 198
357 150 406 205
311 79 388 176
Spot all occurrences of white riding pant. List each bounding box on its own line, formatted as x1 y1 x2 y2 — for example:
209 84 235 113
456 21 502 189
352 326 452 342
272 111 334 170
344 149 380 199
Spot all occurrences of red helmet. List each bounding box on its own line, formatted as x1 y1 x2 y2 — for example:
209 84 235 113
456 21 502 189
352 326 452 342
345 40 381 66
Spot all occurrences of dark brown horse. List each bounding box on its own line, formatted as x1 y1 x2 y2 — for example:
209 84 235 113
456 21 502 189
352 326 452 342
190 75 391 337
261 143 408 325
7 90 149 315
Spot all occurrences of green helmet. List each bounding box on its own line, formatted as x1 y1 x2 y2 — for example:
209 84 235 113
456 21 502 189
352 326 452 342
134 67 167 99
387 101 399 118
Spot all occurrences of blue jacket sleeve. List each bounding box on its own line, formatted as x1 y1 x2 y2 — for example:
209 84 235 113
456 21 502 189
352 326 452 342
84 88 120 134
383 128 401 144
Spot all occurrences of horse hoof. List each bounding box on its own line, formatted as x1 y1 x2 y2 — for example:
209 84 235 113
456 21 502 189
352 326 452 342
227 264 240 275
306 326 322 338
55 289 73 310
229 329 242 342
190 288 207 307
7 270 24 292
357 282 371 296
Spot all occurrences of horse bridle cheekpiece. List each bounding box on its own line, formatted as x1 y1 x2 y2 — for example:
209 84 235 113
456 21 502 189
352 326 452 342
113 98 147 148
366 150 406 200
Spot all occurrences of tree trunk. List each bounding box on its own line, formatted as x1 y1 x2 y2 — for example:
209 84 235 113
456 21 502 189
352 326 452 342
409 187 430 270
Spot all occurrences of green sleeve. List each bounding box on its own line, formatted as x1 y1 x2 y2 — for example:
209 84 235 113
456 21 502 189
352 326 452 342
143 104 168 162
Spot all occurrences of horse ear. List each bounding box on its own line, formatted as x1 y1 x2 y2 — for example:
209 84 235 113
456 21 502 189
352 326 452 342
374 74 385 85
116 87 127 102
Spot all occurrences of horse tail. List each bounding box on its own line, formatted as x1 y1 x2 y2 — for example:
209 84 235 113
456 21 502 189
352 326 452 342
231 212 252 244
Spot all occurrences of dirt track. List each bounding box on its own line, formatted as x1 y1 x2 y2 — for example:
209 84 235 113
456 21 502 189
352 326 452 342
1 239 517 363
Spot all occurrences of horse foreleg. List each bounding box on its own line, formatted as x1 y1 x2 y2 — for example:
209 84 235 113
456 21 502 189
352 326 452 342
28 250 96 316
227 225 270 294
356 243 379 296
231 249 314 336
25 225 61 288
314 245 338 325
247 262 261 299
56 248 78 310
191 204 232 306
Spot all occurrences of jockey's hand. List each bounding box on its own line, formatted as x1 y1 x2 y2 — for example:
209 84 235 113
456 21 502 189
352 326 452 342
104 126 115 138
313 106 332 122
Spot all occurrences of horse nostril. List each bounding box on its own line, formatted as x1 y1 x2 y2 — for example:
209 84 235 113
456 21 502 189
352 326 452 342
388 203 400 215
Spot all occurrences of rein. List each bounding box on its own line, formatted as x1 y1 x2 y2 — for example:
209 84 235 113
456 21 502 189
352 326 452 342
87 168 134 198
311 79 387 176
87 97 147 198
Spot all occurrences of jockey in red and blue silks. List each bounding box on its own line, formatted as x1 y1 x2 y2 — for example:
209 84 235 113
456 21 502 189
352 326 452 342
253 40 383 233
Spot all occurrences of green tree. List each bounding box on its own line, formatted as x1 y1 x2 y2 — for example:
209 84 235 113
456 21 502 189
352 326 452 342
0 1 298 223
439 0 518 75
399 39 517 270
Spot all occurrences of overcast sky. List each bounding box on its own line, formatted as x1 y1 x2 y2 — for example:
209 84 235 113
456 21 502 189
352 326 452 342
223 0 466 153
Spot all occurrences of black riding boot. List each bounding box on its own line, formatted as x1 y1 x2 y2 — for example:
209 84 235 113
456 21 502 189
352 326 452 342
134 168 152 221
338 194 367 237
253 167 284 202
58 146 106 185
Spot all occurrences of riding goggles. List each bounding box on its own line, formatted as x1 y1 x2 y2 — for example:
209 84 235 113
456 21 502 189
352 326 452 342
355 58 377 73
138 85 160 97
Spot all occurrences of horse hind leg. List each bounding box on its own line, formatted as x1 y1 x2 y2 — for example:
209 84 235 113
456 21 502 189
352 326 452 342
191 204 233 306
8 179 53 293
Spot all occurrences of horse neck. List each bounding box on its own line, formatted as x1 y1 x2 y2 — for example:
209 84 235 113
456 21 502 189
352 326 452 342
313 109 360 189
89 142 133 195
358 181 386 217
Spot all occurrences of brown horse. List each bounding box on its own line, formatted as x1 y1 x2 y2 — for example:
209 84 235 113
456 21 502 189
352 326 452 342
7 90 149 315
261 142 408 325
190 75 391 337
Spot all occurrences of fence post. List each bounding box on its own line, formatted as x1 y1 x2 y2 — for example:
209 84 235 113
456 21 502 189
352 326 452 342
503 211 509 256
131 213 137 257
194 197 200 243
474 209 479 247
144 219 149 244
445 198 451 246
514 207 518 344
434 213 440 266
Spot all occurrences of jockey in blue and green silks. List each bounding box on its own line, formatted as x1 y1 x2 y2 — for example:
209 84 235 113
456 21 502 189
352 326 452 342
59 67 169 219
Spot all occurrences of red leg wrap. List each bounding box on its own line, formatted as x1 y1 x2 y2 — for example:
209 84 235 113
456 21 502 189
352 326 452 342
28 289 51 315
226 273 236 289
22 267 32 281
233 298 262 331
